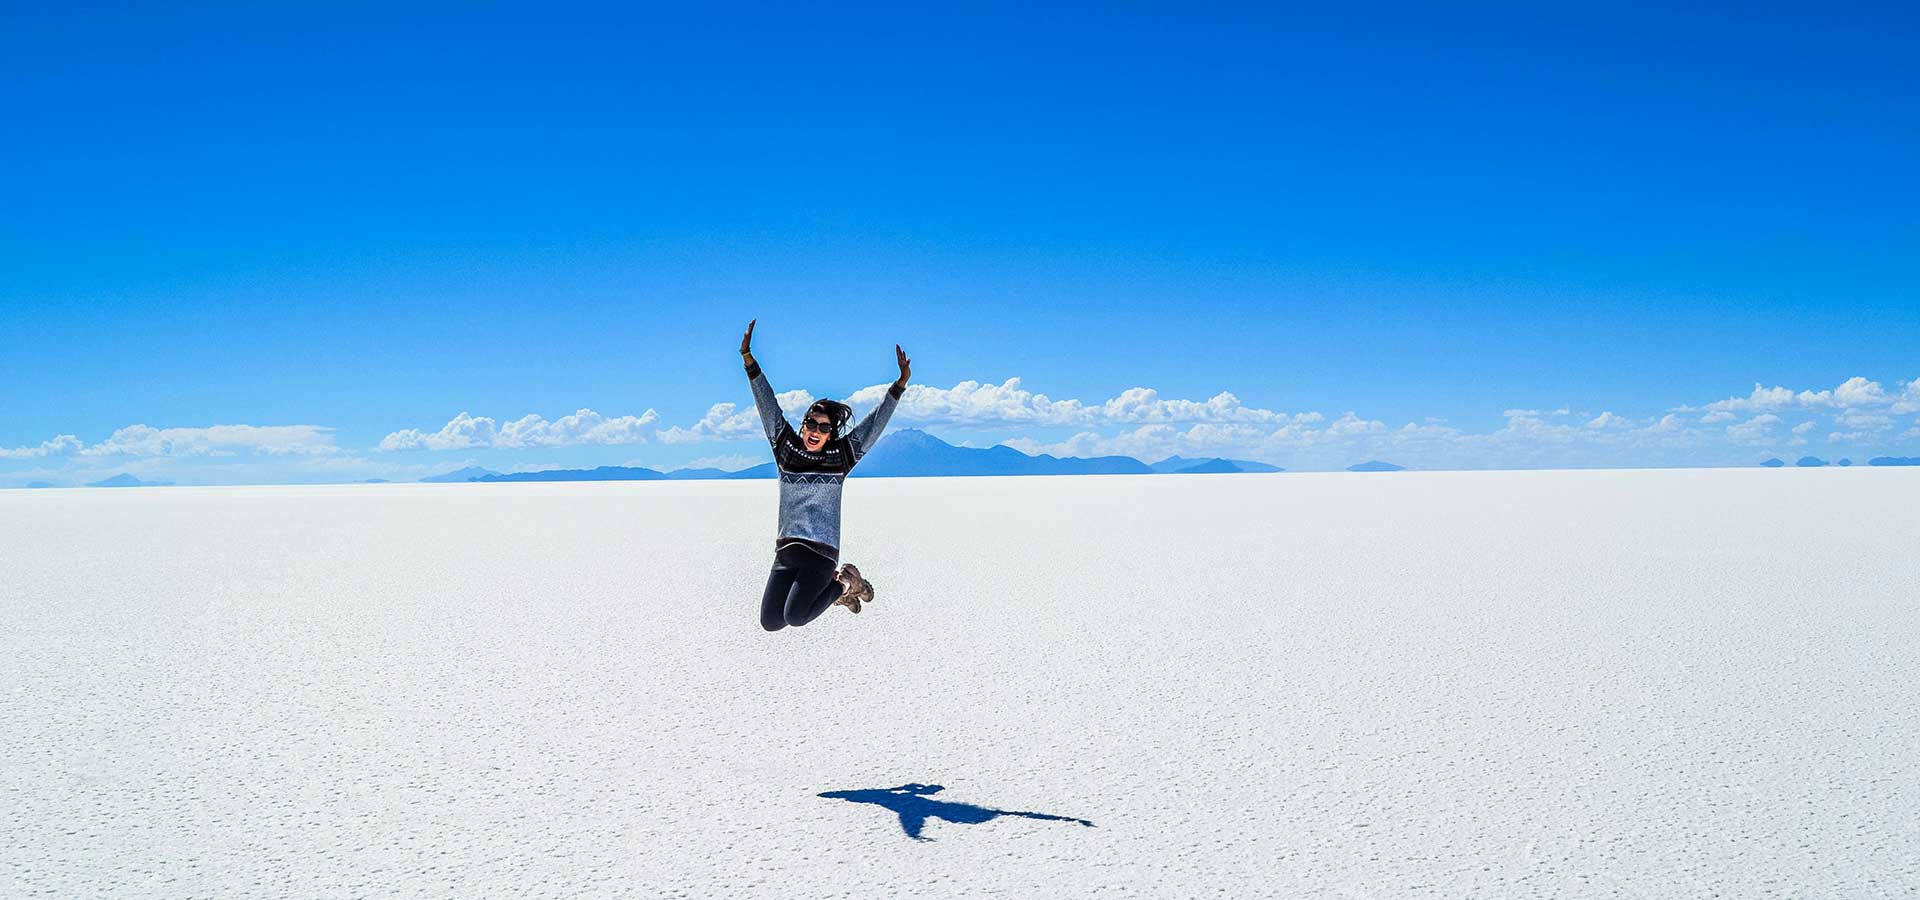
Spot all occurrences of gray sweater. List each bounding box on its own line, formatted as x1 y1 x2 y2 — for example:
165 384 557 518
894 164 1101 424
748 363 903 554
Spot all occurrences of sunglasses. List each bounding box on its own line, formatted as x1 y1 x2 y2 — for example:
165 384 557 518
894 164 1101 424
801 418 835 434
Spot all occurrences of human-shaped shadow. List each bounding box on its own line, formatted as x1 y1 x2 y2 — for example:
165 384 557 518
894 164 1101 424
817 783 1095 842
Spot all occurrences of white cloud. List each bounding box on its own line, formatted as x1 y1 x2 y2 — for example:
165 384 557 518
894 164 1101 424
1325 412 1387 436
1894 379 1920 415
1726 414 1783 446
656 389 810 444
1586 412 1630 430
840 378 1310 429
1834 409 1892 431
1694 376 1898 415
380 408 660 451
72 424 339 457
1831 376 1889 407
379 413 491 451
0 434 84 459
657 402 765 444
846 378 1092 427
1099 388 1294 424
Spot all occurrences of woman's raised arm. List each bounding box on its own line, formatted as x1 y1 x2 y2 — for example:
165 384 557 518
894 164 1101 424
741 319 788 444
847 344 910 460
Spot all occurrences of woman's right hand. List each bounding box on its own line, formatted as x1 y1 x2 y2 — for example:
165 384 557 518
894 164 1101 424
740 319 756 359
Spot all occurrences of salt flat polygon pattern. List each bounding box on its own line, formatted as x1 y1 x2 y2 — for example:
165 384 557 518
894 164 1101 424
2 470 1916 898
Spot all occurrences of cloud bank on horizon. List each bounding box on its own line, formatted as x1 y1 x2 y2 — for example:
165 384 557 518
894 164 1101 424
5 375 1919 485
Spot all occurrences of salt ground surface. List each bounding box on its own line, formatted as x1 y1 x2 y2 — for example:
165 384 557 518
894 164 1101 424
4 469 1917 898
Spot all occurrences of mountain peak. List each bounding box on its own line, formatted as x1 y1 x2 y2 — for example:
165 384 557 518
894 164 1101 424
87 473 173 488
1347 460 1406 472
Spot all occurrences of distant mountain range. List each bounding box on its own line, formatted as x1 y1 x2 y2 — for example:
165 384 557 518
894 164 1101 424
1765 457 1888 468
1147 455 1283 474
420 430 1295 483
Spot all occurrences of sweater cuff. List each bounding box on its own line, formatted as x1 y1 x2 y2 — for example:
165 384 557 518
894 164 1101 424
887 382 905 400
745 361 762 379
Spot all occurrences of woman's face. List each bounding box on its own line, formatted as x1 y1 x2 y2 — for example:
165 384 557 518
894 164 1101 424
801 411 833 451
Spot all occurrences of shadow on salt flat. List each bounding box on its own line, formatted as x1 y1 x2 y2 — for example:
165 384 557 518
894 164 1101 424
816 783 1096 842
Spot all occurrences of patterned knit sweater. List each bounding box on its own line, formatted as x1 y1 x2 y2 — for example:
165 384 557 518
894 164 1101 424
747 362 903 555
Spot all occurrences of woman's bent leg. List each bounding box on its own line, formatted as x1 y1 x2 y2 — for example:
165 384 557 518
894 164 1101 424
760 558 801 631
783 549 845 628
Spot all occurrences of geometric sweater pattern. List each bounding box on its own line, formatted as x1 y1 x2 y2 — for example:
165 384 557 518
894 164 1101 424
748 365 902 553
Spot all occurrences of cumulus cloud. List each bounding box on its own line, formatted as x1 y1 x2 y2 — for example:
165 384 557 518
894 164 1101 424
1726 414 1783 446
845 378 1093 426
992 375 1920 469
45 424 339 457
380 409 660 451
840 378 1312 429
1834 409 1892 431
1693 376 1902 415
657 403 762 444
1894 379 1920 415
0 434 84 459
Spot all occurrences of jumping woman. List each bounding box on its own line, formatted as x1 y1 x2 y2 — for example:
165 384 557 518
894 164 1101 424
740 319 909 631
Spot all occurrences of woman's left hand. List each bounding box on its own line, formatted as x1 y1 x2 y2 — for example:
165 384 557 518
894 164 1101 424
895 344 911 385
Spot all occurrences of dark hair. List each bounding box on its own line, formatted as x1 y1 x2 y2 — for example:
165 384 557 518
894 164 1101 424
805 399 852 438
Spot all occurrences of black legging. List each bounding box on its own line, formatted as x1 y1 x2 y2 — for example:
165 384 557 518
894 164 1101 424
760 543 846 631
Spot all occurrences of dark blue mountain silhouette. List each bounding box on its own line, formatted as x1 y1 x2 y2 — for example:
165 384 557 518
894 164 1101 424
87 473 173 488
1347 460 1406 472
1172 458 1242 474
420 466 501 483
1149 454 1283 474
1869 457 1920 466
1837 458 1853 467
1761 458 1786 467
817 783 1095 842
1796 456 1828 467
476 465 669 482
852 429 1151 477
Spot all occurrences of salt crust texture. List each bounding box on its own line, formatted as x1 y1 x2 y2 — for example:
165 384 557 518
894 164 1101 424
3 469 1916 898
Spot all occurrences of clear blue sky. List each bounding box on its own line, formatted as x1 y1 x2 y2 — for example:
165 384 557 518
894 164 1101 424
3 4 1916 483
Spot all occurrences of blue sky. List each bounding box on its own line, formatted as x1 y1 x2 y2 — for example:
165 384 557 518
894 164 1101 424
3 4 1916 484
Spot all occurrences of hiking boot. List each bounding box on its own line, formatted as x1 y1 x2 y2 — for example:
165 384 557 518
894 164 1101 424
835 563 874 612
